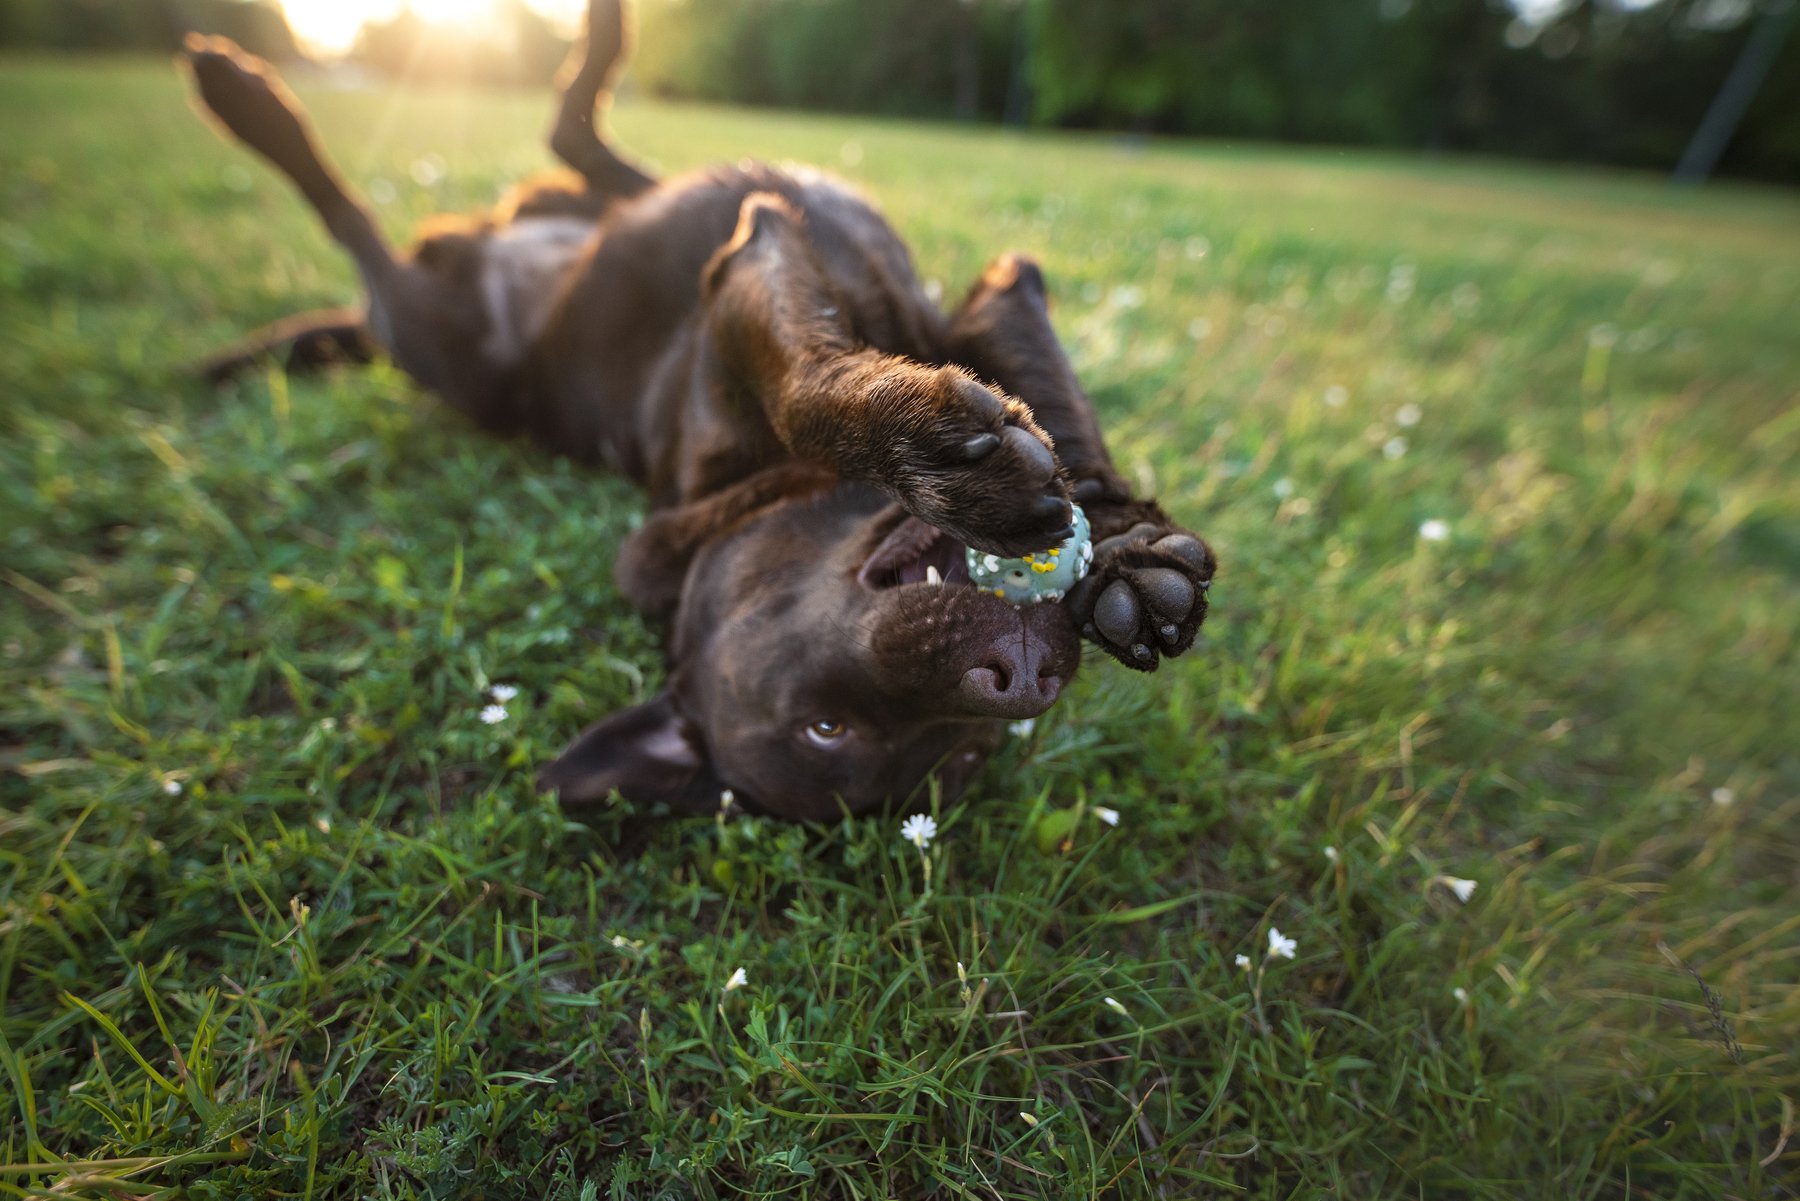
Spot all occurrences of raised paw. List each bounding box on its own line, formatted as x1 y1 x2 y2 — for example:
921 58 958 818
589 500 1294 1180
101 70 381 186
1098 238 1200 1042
1063 520 1215 671
884 369 1073 558
181 35 318 171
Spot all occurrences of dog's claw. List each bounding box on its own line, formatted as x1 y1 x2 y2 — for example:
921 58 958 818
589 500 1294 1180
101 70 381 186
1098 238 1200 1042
958 432 1000 461
1159 622 1179 643
1131 643 1153 663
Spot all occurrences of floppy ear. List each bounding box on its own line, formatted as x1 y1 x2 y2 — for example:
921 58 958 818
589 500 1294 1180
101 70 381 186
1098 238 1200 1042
613 462 835 616
538 692 723 813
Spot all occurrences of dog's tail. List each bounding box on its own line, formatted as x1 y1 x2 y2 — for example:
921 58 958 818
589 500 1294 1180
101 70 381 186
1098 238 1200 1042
548 0 657 201
180 34 399 290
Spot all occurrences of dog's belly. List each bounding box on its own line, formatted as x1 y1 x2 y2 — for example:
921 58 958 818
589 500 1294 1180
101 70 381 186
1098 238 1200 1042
479 216 596 365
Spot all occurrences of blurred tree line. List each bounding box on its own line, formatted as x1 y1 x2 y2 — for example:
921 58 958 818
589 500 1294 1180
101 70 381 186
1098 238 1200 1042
630 0 1797 181
1 0 1792 181
0 0 296 56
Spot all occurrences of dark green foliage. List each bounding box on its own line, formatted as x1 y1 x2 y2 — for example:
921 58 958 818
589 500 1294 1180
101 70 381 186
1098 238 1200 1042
2 60 1797 1198
0 0 298 58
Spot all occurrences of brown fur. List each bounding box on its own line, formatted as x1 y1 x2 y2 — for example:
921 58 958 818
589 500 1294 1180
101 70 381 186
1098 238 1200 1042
181 2 1216 822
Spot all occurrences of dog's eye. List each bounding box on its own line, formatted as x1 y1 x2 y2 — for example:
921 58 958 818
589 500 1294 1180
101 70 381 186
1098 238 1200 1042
805 719 848 747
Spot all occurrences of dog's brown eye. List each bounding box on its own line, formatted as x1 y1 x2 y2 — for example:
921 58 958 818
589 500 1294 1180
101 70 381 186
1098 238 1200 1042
805 719 847 746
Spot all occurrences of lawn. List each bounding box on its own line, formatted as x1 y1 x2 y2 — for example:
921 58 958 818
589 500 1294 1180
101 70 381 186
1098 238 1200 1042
2 57 1797 1199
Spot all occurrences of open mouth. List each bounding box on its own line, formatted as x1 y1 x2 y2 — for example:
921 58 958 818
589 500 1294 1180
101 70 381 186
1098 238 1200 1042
857 515 972 589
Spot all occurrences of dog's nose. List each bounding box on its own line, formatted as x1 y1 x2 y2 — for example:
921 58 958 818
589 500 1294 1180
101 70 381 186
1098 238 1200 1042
959 636 1064 718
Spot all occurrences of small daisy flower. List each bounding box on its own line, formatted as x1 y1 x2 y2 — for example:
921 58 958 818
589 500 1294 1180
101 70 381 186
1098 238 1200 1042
1395 403 1422 428
1419 519 1450 543
1102 996 1130 1016
1094 806 1121 827
1008 718 1036 738
489 683 519 702
161 778 182 796
1443 876 1477 903
1710 787 1736 807
901 813 937 849
1382 435 1409 460
723 967 748 993
1266 927 1298 960
1235 953 1252 971
1453 986 1470 1004
1323 845 1339 863
479 704 508 725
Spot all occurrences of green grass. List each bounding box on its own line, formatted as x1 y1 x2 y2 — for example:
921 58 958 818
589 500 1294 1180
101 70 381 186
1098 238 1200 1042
3 57 1797 1199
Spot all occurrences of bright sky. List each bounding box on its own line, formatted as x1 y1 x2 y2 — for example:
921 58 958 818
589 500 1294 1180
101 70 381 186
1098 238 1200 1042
280 0 587 56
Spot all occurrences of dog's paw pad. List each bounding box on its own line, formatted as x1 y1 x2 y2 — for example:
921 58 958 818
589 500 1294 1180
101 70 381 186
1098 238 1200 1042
1066 522 1215 671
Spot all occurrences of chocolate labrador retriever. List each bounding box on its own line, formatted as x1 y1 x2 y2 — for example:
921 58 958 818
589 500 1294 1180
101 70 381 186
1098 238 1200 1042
182 0 1215 822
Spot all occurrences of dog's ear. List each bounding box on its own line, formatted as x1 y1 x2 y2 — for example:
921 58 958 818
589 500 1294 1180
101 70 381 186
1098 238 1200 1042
614 462 835 617
538 692 722 813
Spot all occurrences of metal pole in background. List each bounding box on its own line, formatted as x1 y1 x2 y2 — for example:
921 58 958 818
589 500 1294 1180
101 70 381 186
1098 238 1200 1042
1673 3 1797 183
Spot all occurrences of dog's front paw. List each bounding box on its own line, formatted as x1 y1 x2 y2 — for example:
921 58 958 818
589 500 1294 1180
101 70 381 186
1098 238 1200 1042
1064 518 1215 670
883 369 1073 558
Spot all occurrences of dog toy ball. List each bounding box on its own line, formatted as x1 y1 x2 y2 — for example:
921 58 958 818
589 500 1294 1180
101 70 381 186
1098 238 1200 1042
967 503 1092 605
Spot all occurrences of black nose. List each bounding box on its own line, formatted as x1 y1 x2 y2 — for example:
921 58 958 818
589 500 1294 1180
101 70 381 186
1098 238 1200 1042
959 636 1064 718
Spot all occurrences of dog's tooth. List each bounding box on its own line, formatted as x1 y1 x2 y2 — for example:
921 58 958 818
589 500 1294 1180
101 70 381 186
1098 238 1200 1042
926 565 942 586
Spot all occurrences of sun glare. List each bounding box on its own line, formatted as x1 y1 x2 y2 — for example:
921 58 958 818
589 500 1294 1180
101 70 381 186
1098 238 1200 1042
281 0 586 57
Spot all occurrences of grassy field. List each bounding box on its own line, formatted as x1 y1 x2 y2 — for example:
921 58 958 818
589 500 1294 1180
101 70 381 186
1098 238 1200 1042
2 57 1797 1199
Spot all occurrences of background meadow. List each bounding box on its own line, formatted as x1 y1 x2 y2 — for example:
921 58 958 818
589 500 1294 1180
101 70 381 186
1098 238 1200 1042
2 58 1797 1197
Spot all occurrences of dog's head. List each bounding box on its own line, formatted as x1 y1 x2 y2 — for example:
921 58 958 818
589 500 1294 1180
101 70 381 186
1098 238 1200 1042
540 479 1081 821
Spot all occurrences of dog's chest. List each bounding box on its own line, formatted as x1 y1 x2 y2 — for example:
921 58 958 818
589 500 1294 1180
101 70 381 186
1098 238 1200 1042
479 217 595 364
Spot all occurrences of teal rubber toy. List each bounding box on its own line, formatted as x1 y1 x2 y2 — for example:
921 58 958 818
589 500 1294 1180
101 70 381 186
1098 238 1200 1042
966 503 1092 605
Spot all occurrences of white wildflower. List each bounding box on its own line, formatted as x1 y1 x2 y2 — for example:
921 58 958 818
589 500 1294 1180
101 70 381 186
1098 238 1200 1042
1443 876 1477 904
479 704 507 725
901 813 937 849
1323 845 1339 863
1008 718 1036 738
1094 806 1121 827
723 967 748 993
489 683 519 702
1710 787 1736 807
1453 986 1469 1004
1266 927 1297 960
1382 436 1409 460
1395 403 1422 428
1235 953 1252 971
1419 519 1450 543
719 788 738 814
161 778 182 796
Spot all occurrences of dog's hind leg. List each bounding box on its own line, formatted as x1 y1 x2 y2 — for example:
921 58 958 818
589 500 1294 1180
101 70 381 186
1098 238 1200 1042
183 36 399 298
182 37 507 415
548 0 656 202
201 308 376 384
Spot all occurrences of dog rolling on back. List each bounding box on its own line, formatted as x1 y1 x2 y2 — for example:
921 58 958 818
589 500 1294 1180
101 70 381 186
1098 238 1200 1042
182 0 1215 822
